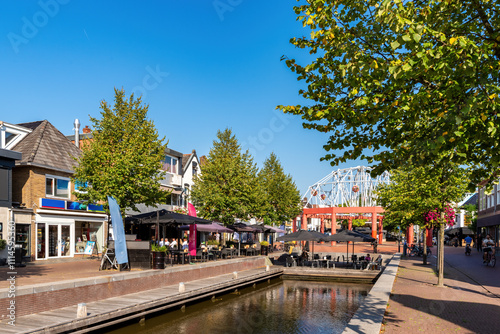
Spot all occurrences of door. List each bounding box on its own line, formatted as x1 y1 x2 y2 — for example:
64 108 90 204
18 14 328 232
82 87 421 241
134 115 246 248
47 224 73 258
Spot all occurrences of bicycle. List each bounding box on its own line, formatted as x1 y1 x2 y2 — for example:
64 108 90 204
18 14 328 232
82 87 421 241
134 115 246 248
484 249 496 267
99 247 118 270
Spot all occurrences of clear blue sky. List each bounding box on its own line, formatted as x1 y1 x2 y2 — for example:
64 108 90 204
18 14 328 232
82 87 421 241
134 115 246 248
1 0 366 194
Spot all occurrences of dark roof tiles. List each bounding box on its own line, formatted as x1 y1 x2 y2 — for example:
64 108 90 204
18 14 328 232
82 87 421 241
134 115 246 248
13 120 81 172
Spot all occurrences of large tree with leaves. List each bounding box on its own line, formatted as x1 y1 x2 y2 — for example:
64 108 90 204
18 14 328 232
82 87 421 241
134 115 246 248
191 128 263 225
278 0 500 187
377 163 470 285
72 88 168 216
259 153 302 225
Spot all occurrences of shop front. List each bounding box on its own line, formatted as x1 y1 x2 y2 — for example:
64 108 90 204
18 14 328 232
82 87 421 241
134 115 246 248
35 200 108 260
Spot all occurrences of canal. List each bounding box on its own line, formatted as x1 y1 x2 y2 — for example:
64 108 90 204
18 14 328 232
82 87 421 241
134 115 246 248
101 278 372 334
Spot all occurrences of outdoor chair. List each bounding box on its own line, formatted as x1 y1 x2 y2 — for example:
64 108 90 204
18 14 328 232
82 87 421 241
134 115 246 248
285 255 296 267
194 249 205 262
221 248 233 259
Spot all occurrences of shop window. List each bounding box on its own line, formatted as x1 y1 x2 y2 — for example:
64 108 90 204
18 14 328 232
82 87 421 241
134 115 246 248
37 223 46 259
75 222 102 253
16 224 30 259
0 168 8 201
46 175 70 198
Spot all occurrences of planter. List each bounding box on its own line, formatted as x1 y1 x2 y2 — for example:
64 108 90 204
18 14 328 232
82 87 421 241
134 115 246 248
151 251 165 269
260 246 268 256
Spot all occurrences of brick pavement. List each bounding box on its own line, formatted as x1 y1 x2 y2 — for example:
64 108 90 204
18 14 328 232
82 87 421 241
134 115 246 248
381 245 500 333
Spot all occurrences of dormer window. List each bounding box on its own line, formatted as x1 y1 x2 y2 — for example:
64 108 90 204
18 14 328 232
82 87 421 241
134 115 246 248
162 156 178 174
0 121 31 149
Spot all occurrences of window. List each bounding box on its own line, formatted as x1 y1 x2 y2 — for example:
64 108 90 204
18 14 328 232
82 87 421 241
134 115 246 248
162 156 178 174
46 175 70 198
497 184 500 206
192 162 198 177
74 180 88 193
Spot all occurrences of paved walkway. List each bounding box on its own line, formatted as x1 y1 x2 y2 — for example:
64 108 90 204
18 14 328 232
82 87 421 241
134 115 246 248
382 245 500 333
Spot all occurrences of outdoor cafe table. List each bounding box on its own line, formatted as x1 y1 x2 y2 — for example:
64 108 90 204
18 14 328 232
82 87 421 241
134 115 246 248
170 250 191 264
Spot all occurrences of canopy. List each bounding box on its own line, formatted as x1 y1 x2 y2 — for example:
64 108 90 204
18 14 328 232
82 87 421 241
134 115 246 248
445 227 474 236
264 225 285 234
321 229 375 264
277 230 325 242
126 209 212 225
321 229 375 243
228 223 261 233
179 222 233 233
277 230 326 260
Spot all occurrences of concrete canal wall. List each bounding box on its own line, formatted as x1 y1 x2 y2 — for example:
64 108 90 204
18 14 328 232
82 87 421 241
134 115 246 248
0 256 268 317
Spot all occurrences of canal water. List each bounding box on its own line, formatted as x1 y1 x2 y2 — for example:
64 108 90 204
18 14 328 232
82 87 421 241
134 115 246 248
103 279 371 334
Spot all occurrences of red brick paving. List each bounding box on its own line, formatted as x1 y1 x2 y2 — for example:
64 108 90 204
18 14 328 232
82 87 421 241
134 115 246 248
382 245 500 333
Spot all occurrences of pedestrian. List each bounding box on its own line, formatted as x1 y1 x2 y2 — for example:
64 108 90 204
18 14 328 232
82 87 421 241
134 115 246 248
372 240 378 254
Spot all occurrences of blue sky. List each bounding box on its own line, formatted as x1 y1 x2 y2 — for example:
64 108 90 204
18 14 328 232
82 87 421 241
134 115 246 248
1 0 365 194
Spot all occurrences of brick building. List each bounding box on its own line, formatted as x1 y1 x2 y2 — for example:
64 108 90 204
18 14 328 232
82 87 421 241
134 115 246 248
5 120 108 261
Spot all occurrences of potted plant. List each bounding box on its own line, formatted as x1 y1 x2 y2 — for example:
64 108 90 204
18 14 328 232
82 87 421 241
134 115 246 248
151 244 167 269
260 240 270 255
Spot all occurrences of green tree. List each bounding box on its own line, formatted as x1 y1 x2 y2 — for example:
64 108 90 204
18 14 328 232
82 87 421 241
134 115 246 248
191 128 263 225
259 152 302 225
377 164 469 285
72 88 168 217
278 0 500 188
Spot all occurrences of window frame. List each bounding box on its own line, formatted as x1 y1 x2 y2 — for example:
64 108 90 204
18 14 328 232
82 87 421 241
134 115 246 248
45 175 71 199
162 156 179 174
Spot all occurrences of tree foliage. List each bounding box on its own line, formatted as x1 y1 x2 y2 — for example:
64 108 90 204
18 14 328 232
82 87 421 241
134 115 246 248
191 128 263 225
377 164 469 230
259 152 302 225
72 88 168 216
278 0 500 187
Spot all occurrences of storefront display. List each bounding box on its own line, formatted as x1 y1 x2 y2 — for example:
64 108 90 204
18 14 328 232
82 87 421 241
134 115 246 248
16 224 30 259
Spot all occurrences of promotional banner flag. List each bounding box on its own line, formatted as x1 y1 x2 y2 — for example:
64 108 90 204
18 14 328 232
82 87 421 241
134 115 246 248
107 196 129 265
188 202 197 217
189 224 197 256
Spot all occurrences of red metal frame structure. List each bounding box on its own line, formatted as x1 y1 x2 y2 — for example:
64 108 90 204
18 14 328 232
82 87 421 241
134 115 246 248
296 206 385 244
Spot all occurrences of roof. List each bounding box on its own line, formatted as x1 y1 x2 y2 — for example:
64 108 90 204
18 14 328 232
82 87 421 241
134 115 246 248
461 193 478 207
182 149 199 174
12 120 81 172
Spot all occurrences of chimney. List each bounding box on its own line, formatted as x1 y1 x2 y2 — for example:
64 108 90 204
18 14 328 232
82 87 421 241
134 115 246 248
74 119 80 148
82 126 91 134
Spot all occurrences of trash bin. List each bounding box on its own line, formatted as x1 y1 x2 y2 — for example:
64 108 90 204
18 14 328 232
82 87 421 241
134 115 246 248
15 244 26 267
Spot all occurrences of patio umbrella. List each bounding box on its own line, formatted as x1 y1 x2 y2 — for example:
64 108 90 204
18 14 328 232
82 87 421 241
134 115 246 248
321 229 375 263
227 223 262 255
179 222 233 233
277 230 326 260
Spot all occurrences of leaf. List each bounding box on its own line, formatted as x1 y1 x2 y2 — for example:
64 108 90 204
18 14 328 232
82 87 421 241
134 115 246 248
391 40 400 50
449 37 457 45
413 33 421 43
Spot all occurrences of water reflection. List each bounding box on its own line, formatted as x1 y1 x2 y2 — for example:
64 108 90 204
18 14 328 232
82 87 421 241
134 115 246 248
104 280 371 334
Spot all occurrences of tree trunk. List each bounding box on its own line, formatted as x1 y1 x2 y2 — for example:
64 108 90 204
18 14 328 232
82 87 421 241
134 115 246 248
423 228 427 265
437 215 445 287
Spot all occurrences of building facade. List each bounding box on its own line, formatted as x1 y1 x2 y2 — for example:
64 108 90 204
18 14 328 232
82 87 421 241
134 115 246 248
477 181 500 251
6 120 108 261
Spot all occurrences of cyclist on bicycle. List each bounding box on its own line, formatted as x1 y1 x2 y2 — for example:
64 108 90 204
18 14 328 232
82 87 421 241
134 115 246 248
482 234 494 263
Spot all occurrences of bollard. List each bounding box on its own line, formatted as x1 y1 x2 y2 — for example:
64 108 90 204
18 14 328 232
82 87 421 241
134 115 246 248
266 265 270 272
77 303 87 318
179 282 185 293
232 271 238 279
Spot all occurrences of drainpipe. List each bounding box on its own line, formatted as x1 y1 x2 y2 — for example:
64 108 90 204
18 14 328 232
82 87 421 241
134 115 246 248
74 119 80 148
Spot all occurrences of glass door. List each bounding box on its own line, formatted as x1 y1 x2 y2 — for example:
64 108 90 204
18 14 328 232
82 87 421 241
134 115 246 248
47 224 73 258
48 225 58 257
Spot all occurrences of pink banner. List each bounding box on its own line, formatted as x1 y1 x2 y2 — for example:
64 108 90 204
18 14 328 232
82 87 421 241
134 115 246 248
188 202 197 217
189 224 197 256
